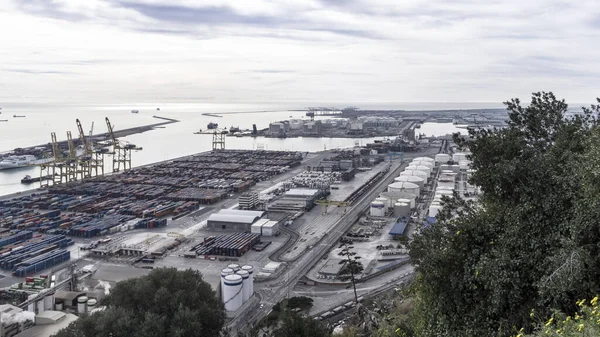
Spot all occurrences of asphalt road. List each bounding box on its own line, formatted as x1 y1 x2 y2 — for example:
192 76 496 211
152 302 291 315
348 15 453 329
228 160 405 335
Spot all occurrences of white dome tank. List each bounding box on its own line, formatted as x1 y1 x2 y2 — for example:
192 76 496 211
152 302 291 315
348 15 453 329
411 160 434 169
236 270 250 303
406 165 431 175
397 198 414 209
77 296 88 314
223 274 243 312
221 268 234 299
394 175 425 189
453 152 470 162
413 157 434 163
388 182 420 196
435 153 451 164
400 170 429 182
370 201 386 217
394 203 411 218
241 265 254 297
227 264 240 272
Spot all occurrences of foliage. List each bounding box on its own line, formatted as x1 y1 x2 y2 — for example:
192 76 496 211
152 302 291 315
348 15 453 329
408 92 600 337
287 296 314 310
522 296 600 337
53 268 225 337
269 312 330 337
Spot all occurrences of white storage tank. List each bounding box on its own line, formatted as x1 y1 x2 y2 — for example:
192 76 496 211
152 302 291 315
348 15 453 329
411 160 434 169
77 296 88 314
394 175 425 189
223 274 243 312
55 300 64 311
227 264 240 272
370 201 386 217
429 205 443 217
413 157 435 163
435 153 451 164
87 298 97 311
400 170 429 182
407 165 431 175
221 268 234 297
397 198 414 209
388 182 420 197
236 270 251 303
241 265 254 297
451 165 461 173
459 160 471 170
375 197 391 209
394 203 411 218
437 189 454 196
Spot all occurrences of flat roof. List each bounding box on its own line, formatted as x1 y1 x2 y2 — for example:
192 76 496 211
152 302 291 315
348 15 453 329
389 221 408 236
251 219 270 228
207 213 260 224
219 209 265 217
285 189 319 197
262 221 279 228
17 313 79 337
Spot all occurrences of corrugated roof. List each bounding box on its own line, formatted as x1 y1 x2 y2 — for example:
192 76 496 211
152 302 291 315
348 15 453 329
389 221 407 236
208 213 260 224
219 209 265 217
285 189 319 197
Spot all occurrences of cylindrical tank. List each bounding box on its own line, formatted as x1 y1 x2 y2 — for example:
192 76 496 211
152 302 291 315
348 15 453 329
375 197 389 208
223 274 243 312
441 170 454 175
397 198 414 209
370 201 386 217
388 182 420 196
55 300 64 311
459 160 471 171
401 169 428 182
429 205 443 217
411 160 434 169
413 157 435 163
236 270 250 303
87 298 97 312
36 299 45 314
44 293 54 311
393 203 411 218
241 265 254 297
437 189 454 195
451 165 461 173
227 264 240 272
221 268 234 299
406 165 431 175
435 153 451 164
77 296 88 314
394 175 425 189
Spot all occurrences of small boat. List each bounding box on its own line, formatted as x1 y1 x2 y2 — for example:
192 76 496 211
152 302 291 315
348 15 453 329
156 108 160 111
131 110 139 114
13 115 25 118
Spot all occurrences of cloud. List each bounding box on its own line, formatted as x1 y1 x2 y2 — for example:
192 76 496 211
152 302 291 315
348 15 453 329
3 68 77 75
1 0 600 103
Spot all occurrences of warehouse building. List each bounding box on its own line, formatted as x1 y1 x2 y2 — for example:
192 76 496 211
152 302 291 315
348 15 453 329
267 189 324 212
239 192 259 210
207 210 266 231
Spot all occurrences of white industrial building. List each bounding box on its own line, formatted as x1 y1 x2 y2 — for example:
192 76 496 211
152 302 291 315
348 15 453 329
239 192 259 210
207 210 266 231
250 219 280 236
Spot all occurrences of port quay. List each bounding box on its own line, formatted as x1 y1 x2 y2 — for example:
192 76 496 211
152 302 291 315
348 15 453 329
0 109 483 336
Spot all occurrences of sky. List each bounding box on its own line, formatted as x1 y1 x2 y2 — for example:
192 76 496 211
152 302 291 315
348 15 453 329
0 0 599 104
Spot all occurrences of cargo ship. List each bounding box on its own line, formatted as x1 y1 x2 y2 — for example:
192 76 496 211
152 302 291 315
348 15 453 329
0 155 53 170
207 122 219 129
131 110 139 114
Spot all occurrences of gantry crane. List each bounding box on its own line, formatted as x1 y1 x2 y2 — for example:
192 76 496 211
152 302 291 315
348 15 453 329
49 132 70 185
105 117 141 172
77 119 104 177
315 199 350 216
65 131 80 182
196 127 227 151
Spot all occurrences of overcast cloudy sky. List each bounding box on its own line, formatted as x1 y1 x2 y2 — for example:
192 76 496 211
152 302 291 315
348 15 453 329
0 0 598 104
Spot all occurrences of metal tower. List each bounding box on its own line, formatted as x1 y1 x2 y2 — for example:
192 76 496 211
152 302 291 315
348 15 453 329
212 129 226 151
105 117 141 172
77 119 104 177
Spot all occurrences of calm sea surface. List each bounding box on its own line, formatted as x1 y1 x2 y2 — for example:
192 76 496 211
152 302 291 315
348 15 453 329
0 102 481 196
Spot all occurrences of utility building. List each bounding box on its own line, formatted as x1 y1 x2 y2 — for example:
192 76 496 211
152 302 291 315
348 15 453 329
207 210 266 231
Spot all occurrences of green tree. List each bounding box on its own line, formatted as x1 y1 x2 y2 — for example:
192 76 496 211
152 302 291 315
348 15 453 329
338 244 364 304
270 312 330 337
409 92 600 337
53 268 225 337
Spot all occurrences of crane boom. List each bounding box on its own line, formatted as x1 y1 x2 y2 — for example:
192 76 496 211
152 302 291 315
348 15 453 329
105 117 117 146
76 119 91 155
66 131 76 159
50 132 61 161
